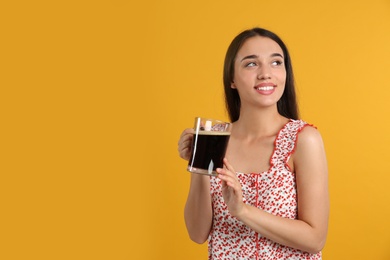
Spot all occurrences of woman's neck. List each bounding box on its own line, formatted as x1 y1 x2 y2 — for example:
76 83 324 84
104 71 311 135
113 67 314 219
232 107 289 138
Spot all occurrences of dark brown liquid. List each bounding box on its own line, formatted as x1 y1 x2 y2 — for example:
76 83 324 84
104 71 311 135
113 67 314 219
188 132 230 172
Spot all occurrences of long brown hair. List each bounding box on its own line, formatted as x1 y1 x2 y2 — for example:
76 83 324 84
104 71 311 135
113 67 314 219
223 27 299 122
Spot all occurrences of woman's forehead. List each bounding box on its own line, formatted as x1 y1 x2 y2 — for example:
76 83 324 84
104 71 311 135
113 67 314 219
238 36 283 57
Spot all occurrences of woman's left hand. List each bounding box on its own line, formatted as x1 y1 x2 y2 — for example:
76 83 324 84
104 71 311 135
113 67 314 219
217 158 245 217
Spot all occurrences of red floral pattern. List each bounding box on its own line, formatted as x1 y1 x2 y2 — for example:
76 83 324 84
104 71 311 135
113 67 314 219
208 119 322 259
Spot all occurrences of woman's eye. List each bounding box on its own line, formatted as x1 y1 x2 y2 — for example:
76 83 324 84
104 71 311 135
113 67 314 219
245 62 257 67
272 60 283 66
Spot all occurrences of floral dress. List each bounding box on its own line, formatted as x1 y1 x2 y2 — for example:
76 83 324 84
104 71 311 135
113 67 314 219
208 119 322 260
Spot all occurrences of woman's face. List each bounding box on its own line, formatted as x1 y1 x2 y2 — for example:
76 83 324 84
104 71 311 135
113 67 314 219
232 36 286 110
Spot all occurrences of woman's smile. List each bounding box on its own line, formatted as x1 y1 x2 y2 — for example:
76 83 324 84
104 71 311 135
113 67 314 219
254 83 276 95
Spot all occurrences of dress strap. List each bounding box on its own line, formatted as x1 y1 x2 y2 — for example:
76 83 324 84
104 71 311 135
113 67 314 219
271 119 314 168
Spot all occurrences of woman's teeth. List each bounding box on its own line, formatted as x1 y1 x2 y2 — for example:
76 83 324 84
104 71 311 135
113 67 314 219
256 86 274 91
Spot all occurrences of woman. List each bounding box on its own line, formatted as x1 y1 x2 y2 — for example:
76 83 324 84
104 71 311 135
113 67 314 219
178 27 329 259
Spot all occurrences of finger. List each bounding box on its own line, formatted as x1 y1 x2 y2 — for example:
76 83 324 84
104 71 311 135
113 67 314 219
223 158 236 174
178 136 193 152
178 138 193 154
178 138 192 152
181 135 192 146
179 128 194 141
177 129 194 159
220 177 228 189
217 168 238 188
217 159 234 176
178 145 191 155
220 176 240 193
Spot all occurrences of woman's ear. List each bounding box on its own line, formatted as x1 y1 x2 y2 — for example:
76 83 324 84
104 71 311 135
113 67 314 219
231 81 236 89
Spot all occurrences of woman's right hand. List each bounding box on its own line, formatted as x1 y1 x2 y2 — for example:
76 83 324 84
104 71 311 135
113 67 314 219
177 128 194 161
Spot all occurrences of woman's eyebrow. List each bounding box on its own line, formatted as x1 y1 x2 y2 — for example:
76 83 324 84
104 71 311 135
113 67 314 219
240 54 258 62
271 53 284 58
240 53 284 62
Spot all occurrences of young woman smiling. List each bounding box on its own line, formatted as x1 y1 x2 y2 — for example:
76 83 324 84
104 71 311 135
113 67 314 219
178 27 329 260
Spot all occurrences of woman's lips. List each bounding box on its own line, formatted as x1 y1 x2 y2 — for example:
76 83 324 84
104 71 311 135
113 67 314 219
254 83 276 95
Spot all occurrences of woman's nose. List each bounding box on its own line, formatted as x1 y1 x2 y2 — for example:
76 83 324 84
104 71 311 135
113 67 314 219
257 66 271 80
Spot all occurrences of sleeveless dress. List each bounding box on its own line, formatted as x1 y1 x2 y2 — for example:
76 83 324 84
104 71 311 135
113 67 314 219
208 119 322 260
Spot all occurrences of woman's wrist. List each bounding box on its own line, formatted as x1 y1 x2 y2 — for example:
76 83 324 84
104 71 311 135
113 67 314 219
232 203 249 220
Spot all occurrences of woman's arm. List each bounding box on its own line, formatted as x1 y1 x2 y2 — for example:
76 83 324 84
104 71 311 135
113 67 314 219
217 126 329 253
178 128 213 244
184 174 213 244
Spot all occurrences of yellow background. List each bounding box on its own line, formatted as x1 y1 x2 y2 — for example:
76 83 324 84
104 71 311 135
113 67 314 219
1 0 390 259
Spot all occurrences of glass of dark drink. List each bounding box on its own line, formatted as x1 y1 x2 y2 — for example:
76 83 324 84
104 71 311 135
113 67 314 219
187 117 232 176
